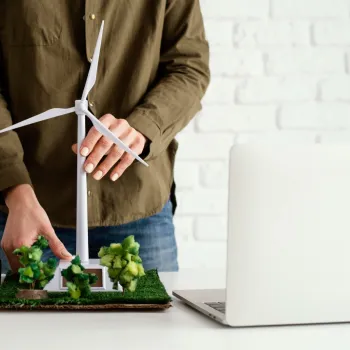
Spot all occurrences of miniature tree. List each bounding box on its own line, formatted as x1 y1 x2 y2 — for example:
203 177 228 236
99 235 145 293
61 256 98 299
13 235 58 290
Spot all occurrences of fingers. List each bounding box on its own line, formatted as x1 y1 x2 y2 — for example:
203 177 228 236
1 227 72 273
92 145 125 180
110 136 145 180
43 226 72 261
72 114 147 181
72 143 77 154
110 153 134 181
72 143 111 156
79 113 115 156
1 236 35 272
83 118 130 178
3 248 21 273
93 128 137 180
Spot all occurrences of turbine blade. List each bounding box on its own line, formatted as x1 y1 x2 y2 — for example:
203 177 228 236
85 110 149 167
81 21 105 101
0 107 75 134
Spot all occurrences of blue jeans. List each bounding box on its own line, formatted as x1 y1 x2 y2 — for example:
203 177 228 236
0 200 178 274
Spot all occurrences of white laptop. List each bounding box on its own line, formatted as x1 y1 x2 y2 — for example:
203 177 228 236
173 143 350 327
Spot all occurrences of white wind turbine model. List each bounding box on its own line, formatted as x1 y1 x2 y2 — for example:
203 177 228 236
0 21 148 291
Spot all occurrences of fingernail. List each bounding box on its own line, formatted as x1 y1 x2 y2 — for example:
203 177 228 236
81 147 89 157
85 163 94 173
62 250 72 258
94 170 103 180
111 173 119 181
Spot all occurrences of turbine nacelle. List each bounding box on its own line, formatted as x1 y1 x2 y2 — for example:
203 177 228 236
75 100 89 115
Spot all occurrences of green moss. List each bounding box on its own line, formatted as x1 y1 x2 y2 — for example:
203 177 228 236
0 269 171 308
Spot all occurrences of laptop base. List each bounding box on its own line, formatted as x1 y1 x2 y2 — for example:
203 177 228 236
173 289 227 325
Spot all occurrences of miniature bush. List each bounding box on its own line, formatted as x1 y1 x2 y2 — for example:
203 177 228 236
99 235 145 293
13 235 58 289
61 256 98 299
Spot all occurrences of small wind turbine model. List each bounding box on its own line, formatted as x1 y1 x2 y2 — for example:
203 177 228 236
0 21 148 291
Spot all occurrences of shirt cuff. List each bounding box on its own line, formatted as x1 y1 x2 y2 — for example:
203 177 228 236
127 108 161 161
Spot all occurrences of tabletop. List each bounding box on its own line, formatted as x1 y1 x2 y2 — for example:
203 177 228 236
2 269 350 350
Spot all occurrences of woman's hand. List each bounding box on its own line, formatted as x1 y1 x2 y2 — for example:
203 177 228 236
1 184 72 272
72 114 147 181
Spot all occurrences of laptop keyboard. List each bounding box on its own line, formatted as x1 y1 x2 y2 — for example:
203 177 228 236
205 302 226 314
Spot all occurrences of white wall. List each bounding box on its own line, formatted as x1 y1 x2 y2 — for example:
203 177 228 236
174 0 350 269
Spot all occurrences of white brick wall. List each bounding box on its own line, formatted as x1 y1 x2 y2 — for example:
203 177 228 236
174 0 350 269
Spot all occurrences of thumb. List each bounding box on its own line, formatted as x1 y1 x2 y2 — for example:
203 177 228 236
72 143 77 154
44 227 72 261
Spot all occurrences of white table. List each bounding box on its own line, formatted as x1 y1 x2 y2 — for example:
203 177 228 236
2 269 350 350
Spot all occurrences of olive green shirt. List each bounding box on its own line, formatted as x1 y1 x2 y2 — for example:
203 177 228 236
0 0 210 227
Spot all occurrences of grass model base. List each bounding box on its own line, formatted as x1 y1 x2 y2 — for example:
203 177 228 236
0 269 171 309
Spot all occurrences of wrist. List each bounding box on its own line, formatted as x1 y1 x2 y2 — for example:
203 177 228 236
4 184 38 210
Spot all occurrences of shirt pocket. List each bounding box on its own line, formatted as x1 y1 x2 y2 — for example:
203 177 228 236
3 0 62 47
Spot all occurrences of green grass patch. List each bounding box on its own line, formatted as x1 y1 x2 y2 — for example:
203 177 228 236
0 269 171 308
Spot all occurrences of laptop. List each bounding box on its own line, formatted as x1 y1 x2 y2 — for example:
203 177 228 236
173 143 350 327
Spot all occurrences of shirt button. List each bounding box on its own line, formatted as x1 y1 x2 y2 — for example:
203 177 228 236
88 190 92 197
89 14 96 20
88 57 93 62
89 101 94 107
